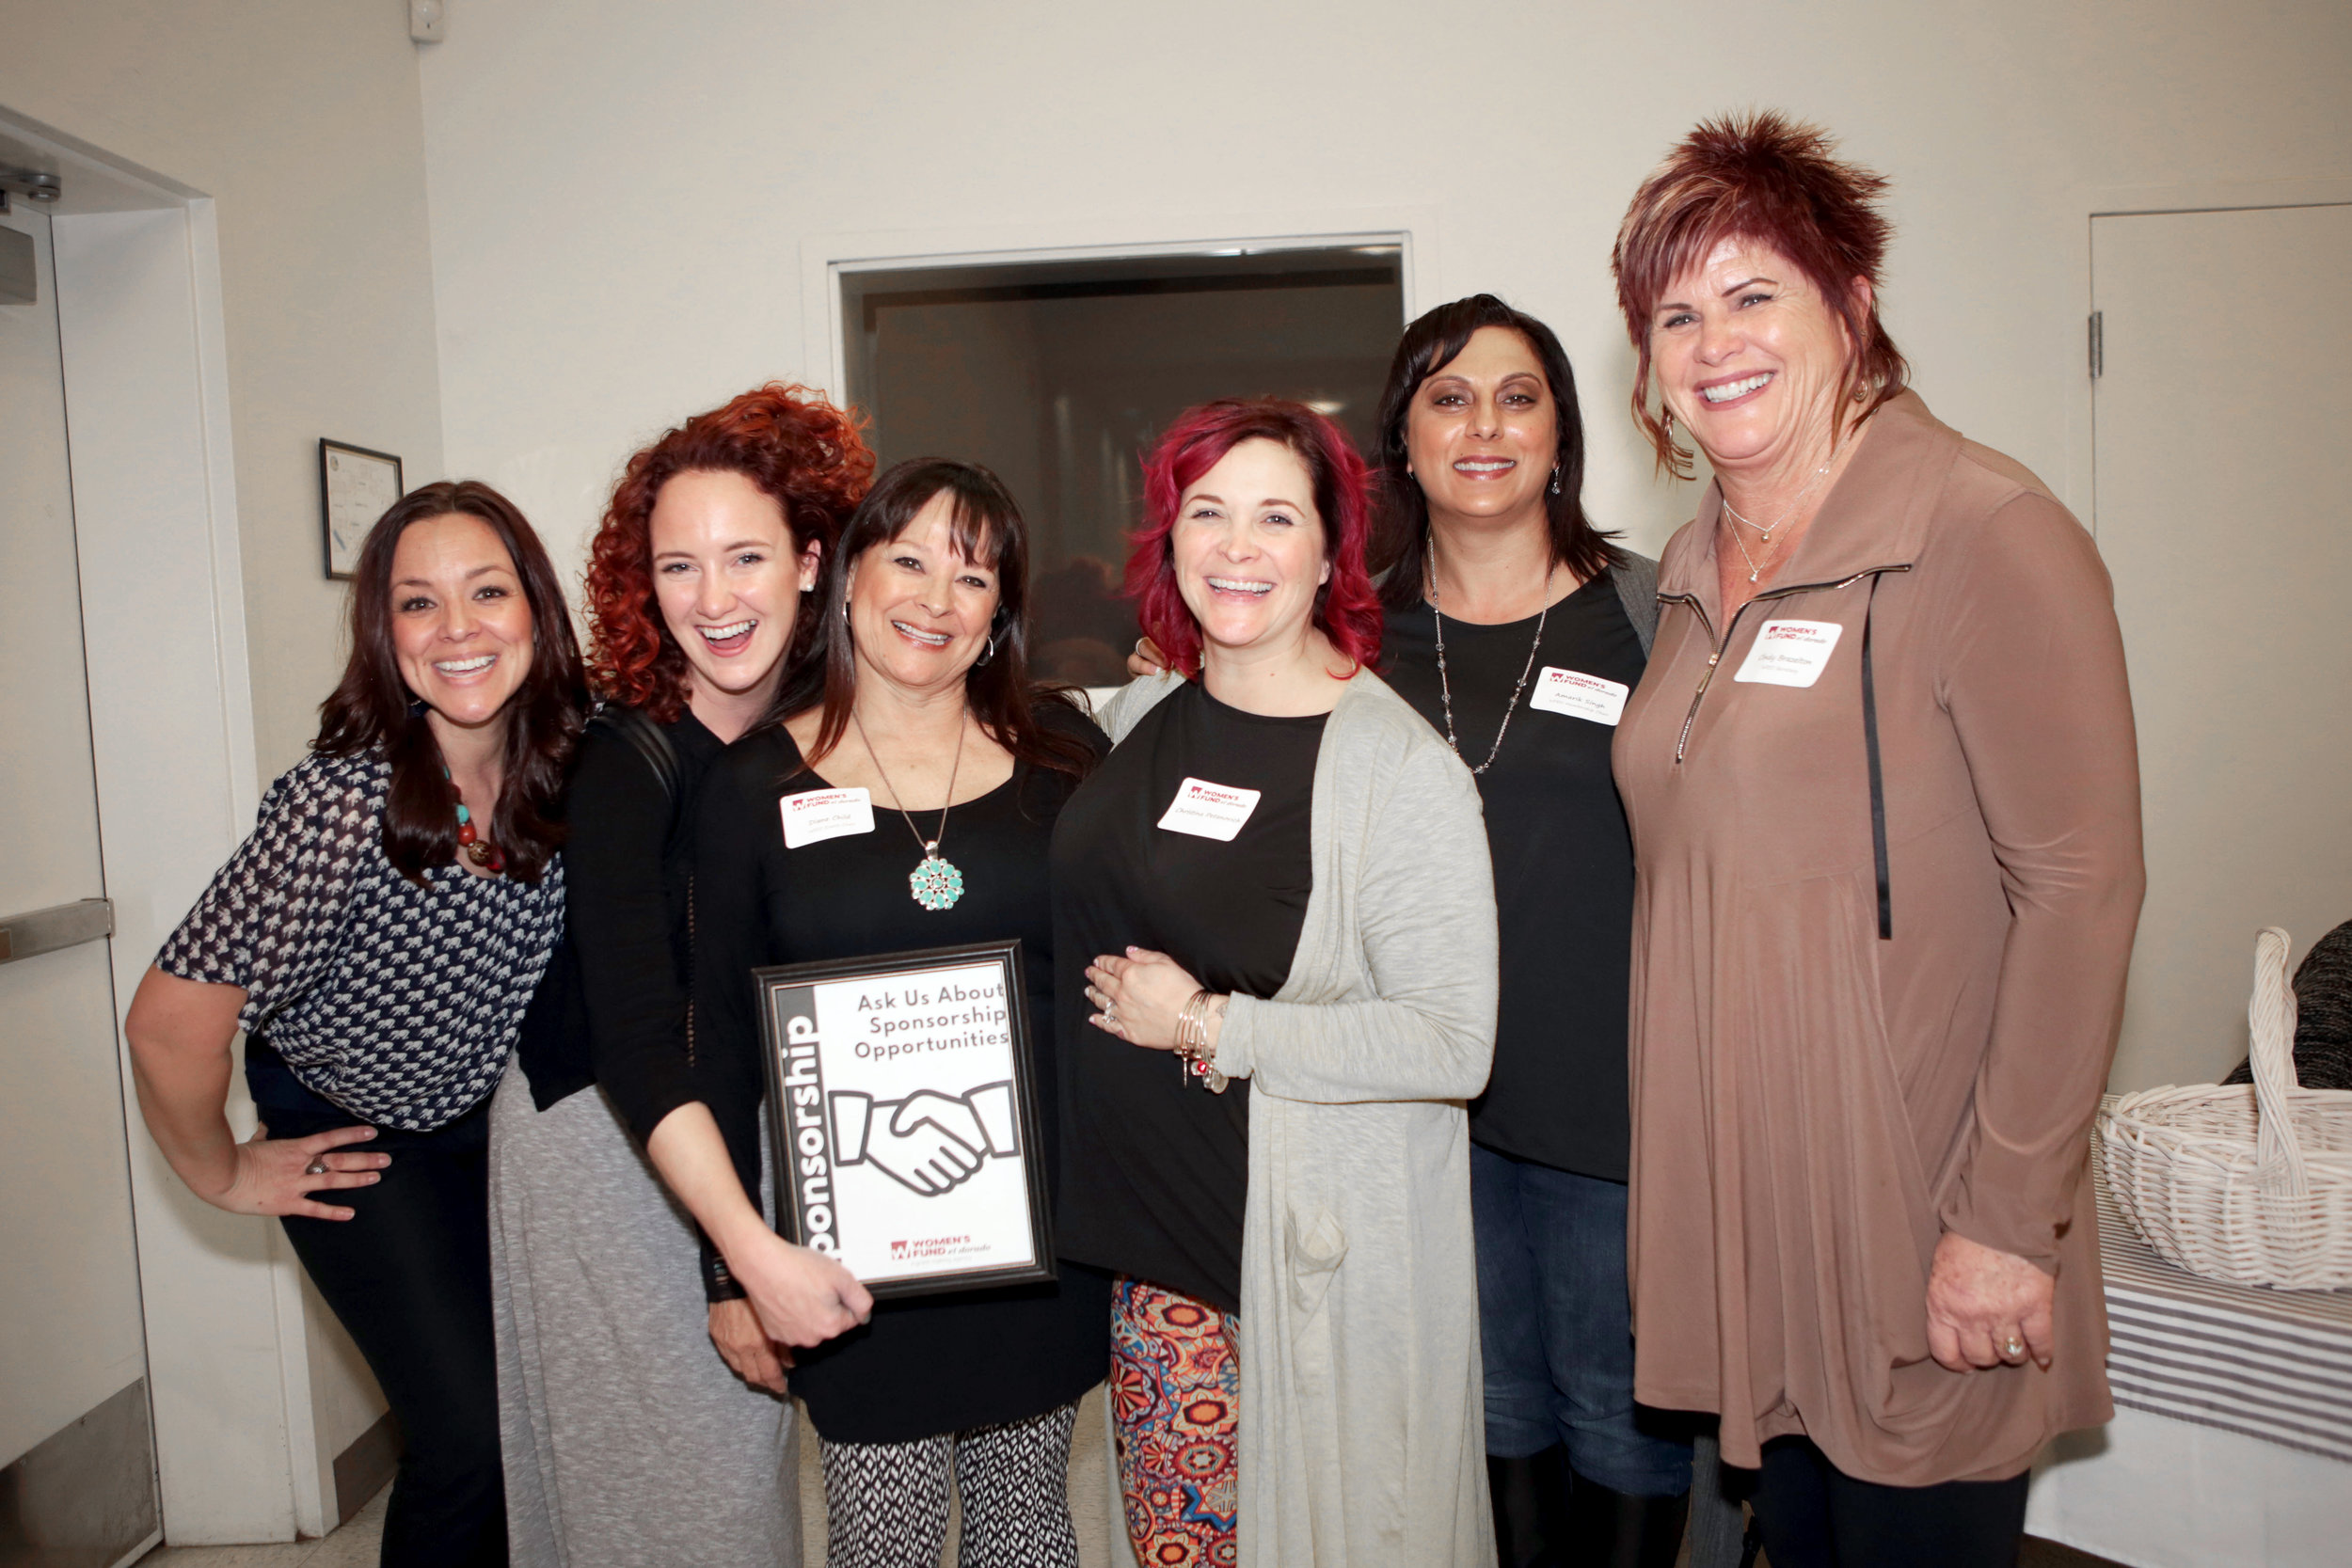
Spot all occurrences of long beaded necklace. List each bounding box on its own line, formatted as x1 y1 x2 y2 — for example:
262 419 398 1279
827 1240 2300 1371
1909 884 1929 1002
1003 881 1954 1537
445 769 504 873
1429 534 1549 777
853 708 967 911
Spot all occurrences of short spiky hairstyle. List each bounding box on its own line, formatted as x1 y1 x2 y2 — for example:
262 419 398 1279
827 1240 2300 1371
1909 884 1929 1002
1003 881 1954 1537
585 383 873 721
1126 398 1384 678
1611 110 1909 478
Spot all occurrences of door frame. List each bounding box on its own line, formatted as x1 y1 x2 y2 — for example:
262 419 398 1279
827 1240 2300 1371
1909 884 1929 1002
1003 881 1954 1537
2063 175 2352 529
798 204 1440 408
0 105 341 1544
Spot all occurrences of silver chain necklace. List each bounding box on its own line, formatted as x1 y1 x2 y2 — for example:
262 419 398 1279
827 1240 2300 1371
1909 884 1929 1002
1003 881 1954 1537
852 707 967 911
1721 461 1831 544
1429 538 1549 777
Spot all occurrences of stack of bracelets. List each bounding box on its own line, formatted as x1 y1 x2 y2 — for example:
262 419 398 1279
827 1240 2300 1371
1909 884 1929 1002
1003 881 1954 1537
1174 988 1228 1094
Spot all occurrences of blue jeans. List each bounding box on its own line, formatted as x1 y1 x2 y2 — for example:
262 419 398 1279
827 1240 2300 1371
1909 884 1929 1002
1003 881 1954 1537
1471 1142 1692 1497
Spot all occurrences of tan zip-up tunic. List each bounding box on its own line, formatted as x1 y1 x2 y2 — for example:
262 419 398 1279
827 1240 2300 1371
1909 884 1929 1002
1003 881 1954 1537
1613 391 2145 1485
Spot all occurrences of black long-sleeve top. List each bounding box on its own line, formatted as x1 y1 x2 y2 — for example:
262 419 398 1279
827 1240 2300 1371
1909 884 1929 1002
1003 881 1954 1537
690 707 1111 1442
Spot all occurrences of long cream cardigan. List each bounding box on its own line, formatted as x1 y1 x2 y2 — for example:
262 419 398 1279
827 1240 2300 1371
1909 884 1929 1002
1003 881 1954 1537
1099 669 1500 1568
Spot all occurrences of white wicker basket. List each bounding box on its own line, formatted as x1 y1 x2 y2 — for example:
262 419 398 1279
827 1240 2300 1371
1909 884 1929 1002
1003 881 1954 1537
2100 927 2352 1291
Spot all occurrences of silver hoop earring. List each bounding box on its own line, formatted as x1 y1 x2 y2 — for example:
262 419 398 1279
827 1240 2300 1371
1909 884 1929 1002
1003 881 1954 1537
976 630 1001 667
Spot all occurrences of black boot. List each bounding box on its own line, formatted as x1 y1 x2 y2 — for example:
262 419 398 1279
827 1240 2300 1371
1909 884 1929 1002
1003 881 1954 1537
1488 1445 1574 1568
1564 1470 1691 1568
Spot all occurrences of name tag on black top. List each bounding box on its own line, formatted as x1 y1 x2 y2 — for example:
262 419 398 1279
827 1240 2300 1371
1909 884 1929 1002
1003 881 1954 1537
1528 666 1630 726
1156 777 1261 841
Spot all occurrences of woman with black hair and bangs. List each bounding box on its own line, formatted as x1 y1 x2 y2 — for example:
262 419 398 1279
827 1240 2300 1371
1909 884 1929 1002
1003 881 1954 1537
125 481 586 1567
689 457 1109 1567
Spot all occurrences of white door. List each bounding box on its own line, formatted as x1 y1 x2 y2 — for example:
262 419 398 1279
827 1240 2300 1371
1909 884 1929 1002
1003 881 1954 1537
2093 202 2352 1089
0 197 159 1552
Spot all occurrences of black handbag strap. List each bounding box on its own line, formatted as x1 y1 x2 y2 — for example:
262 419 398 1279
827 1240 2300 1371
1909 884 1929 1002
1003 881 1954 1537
586 705 682 840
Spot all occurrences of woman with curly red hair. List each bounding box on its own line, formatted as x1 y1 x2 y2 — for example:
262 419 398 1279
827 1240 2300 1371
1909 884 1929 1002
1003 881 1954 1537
489 383 873 1566
1057 398 1500 1565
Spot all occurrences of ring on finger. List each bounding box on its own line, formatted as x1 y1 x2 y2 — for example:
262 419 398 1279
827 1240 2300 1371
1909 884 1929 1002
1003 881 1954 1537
303 1156 330 1176
2000 1334 2026 1359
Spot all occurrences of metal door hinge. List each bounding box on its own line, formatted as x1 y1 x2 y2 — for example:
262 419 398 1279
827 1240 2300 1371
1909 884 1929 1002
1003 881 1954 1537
2089 310 2104 379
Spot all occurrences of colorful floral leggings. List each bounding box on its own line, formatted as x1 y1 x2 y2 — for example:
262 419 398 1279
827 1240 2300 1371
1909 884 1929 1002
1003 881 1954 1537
1109 1276 1240 1567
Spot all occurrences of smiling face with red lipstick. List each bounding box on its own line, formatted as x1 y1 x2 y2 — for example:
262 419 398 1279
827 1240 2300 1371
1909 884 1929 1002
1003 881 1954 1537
1648 235 1869 484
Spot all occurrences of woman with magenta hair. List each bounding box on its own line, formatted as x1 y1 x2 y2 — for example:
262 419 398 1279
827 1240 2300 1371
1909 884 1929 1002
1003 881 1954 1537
126 482 582 1566
490 385 874 1565
1609 115 2143 1565
1059 397 1499 1566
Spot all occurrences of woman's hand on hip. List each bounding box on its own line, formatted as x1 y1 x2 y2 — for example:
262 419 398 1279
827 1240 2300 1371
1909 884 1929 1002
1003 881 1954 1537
707 1298 791 1393
218 1122 388 1221
726 1226 873 1349
1086 947 1207 1052
1926 1230 2055 1371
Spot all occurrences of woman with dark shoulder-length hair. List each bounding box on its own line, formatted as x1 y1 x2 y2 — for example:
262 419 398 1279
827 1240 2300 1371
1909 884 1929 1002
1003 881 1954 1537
1370 297 1700 1565
1609 113 2143 1567
1064 398 1498 1566
489 384 872 1566
691 458 1108 1566
125 481 584 1567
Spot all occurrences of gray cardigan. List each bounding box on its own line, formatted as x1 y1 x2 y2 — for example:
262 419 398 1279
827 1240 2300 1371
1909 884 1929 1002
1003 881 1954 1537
1097 668 1499 1567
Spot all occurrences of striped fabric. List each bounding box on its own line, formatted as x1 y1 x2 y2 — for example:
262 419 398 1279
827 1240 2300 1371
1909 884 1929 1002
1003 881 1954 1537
2091 1106 2352 1463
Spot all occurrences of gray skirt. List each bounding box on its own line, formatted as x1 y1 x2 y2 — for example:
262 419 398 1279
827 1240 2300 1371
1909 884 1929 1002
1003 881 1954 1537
490 1060 800 1566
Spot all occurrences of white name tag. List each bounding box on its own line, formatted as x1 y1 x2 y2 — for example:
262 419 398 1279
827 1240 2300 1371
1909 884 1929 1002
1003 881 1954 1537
780 786 875 848
1734 620 1844 688
1527 666 1630 726
1157 777 1261 842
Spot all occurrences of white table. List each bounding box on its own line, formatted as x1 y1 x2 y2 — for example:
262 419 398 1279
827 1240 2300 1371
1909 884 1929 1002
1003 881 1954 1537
2024 1122 2351 1567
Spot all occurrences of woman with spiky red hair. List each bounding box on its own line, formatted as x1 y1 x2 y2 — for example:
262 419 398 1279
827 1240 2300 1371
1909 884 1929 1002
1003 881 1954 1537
1609 115 2144 1565
1060 397 1499 1566
489 383 873 1566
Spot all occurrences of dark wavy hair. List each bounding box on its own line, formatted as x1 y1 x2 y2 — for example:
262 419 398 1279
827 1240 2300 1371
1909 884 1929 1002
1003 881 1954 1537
1126 398 1384 677
773 458 1096 784
586 383 873 721
1612 110 1910 479
1372 294 1622 610
316 481 585 884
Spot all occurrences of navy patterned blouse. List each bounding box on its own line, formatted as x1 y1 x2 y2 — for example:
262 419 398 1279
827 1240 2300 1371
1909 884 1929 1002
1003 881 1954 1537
157 750 564 1131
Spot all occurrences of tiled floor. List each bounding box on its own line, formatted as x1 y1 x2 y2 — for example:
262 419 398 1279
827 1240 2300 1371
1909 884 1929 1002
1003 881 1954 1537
139 1384 1121 1567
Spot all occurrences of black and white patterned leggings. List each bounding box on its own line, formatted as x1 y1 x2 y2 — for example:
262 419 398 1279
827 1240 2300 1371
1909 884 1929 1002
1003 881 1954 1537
818 1400 1082 1568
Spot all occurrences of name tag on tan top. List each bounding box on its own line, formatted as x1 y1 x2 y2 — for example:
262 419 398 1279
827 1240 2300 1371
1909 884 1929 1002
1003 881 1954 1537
1734 620 1844 688
781 786 875 848
1528 666 1630 725
1157 778 1261 842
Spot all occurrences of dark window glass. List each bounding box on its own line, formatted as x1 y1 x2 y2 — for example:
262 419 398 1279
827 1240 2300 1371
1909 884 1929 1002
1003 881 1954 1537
843 246 1404 685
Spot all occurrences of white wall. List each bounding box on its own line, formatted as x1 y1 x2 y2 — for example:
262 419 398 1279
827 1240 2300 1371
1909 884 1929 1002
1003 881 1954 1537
0 0 448 780
0 0 440 1539
420 0 2350 573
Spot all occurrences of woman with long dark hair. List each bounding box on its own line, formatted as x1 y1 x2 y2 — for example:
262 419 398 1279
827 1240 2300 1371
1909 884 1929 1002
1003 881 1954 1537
491 384 873 1566
125 481 584 1567
690 458 1108 1566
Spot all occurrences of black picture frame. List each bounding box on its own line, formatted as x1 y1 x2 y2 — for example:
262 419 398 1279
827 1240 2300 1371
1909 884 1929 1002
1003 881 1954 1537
755 939 1055 1301
318 438 404 580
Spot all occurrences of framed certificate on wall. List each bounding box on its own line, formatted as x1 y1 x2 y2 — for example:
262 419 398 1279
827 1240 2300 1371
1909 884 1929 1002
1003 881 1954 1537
318 438 404 580
755 940 1054 1299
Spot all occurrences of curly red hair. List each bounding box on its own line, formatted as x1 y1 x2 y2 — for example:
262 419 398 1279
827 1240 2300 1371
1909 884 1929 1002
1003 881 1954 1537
585 383 874 720
1611 111 1909 478
1125 398 1384 678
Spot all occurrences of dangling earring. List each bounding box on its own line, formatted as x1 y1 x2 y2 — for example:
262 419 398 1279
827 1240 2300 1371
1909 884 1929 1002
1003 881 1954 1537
1548 465 1563 497
1661 407 1675 436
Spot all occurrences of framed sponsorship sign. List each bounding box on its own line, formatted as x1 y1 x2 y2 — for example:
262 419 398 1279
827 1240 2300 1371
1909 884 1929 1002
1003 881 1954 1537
755 940 1054 1299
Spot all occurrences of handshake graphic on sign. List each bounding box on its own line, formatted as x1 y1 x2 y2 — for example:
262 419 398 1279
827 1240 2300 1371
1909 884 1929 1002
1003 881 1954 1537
829 1082 1021 1196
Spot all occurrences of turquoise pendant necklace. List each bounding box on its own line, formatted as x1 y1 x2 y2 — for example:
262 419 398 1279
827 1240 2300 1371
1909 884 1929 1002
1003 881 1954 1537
853 708 967 912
